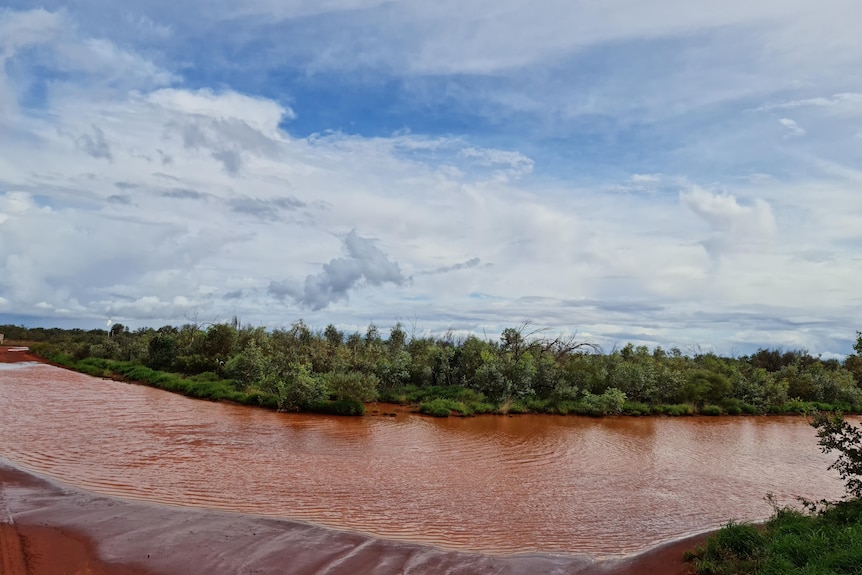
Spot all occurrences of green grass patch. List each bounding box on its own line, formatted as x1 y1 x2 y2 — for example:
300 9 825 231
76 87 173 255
40 355 280 410
690 499 862 575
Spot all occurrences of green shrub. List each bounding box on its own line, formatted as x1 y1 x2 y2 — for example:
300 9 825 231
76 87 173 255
781 399 814 414
419 399 453 417
504 401 528 415
324 371 379 403
623 401 651 416
702 405 723 416
305 399 365 416
658 403 694 416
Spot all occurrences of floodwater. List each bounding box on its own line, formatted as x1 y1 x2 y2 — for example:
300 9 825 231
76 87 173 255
0 361 848 557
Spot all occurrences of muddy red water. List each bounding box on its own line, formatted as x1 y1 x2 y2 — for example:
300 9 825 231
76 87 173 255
0 360 847 559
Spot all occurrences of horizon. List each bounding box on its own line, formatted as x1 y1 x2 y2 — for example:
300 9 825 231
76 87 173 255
1 2 861 358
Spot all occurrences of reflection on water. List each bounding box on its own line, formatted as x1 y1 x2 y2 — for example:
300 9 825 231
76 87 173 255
0 362 847 556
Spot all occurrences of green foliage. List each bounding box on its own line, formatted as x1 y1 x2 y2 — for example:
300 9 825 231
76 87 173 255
654 403 694 416
147 333 178 370
812 412 862 499
305 399 365 416
324 371 379 403
579 388 627 416
20 322 862 419
691 500 862 575
419 398 464 417
622 401 651 416
702 405 723 416
268 363 329 412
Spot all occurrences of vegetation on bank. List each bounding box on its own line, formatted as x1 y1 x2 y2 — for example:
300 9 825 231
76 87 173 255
4 321 862 417
688 413 862 574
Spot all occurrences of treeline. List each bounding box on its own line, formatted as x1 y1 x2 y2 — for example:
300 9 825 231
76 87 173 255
5 321 862 417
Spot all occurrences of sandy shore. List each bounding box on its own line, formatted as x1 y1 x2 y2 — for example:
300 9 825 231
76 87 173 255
0 345 705 574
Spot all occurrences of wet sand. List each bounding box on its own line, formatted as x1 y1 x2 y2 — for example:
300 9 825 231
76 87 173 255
0 345 702 573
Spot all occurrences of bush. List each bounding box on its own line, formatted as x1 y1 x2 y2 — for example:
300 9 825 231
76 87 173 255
324 371 379 403
419 398 454 417
305 399 365 416
622 401 651 416
702 405 723 416
654 403 694 416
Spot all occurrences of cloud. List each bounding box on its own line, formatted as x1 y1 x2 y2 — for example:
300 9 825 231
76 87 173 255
227 195 306 221
269 230 406 310
680 186 776 256
1 5 862 356
459 147 534 181
778 118 806 137
416 257 483 276
75 124 113 160
755 92 862 112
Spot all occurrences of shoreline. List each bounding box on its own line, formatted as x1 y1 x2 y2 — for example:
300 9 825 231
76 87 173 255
0 460 704 575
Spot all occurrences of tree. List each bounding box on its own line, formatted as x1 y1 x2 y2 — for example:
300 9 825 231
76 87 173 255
148 333 178 370
811 412 862 498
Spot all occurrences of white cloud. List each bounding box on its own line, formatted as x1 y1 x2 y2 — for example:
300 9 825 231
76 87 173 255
778 117 806 137
1 5 862 355
680 186 776 256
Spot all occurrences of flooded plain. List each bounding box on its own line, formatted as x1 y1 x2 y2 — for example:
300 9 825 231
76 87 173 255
0 361 847 558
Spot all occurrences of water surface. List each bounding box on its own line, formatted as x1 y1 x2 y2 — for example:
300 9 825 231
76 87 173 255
0 362 847 557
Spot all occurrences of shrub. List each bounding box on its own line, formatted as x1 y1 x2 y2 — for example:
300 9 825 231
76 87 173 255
740 403 759 414
622 401 651 416
661 404 694 416
419 399 454 417
324 371 379 403
305 399 365 416
702 405 723 416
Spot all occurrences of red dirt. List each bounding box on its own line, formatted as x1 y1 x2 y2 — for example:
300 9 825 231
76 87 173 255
0 346 43 364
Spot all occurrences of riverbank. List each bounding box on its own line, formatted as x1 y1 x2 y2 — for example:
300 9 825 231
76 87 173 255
0 345 41 364
0 460 704 575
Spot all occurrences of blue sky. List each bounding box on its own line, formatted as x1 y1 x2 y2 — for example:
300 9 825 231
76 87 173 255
1 1 861 356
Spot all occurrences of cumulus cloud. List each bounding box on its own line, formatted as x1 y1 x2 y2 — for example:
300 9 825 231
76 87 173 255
269 230 406 310
680 186 777 256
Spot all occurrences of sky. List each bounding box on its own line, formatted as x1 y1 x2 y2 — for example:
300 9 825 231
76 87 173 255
1 1 861 356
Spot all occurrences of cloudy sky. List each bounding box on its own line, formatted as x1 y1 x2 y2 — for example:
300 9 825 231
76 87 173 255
1 1 861 356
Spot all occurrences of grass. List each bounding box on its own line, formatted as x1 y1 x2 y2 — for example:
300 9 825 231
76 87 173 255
41 352 278 408
688 499 862 575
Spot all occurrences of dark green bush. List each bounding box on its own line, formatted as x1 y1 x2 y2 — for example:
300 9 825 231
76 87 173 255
702 405 723 416
305 399 365 416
